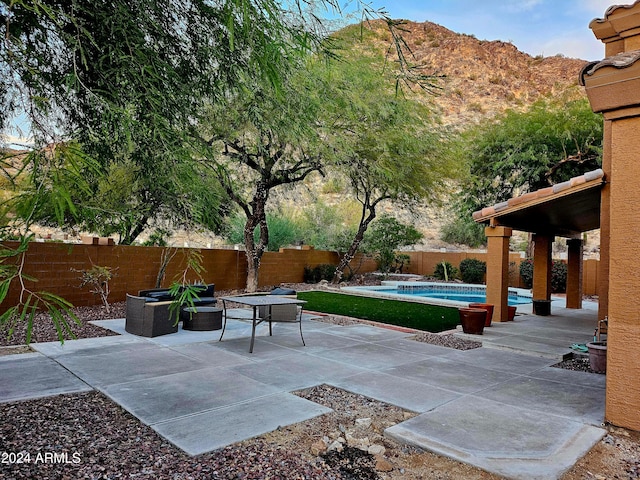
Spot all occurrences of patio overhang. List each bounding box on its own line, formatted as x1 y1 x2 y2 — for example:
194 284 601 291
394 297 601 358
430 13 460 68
472 169 605 237
473 169 605 321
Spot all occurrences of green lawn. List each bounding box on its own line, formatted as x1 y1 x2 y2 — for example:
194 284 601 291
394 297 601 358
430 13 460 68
297 291 460 333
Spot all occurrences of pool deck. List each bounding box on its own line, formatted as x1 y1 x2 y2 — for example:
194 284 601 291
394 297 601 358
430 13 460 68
0 297 605 479
455 295 598 359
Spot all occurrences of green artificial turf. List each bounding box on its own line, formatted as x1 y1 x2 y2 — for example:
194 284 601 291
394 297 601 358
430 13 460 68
298 291 460 333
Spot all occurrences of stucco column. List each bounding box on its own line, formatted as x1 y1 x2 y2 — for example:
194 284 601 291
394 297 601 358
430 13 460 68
601 114 640 430
565 238 583 309
485 226 512 323
532 234 553 302
582 3 640 429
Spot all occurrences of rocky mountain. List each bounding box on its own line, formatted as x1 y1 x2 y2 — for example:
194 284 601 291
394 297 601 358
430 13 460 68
363 20 589 127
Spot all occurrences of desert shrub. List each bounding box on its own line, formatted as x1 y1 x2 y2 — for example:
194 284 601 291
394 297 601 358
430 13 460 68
304 264 337 283
294 200 360 252
433 261 458 281
519 259 534 288
519 259 567 293
459 258 486 284
392 254 411 274
225 212 301 251
74 265 116 312
364 216 423 275
440 218 486 248
552 260 567 293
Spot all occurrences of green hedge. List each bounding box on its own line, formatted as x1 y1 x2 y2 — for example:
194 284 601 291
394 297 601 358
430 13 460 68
519 259 567 293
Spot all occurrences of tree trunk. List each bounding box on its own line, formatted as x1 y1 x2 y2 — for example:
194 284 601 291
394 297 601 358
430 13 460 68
243 183 269 292
333 207 376 283
245 251 260 293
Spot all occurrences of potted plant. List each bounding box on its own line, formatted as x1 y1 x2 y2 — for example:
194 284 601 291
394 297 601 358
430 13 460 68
458 308 486 335
586 341 607 373
468 302 494 327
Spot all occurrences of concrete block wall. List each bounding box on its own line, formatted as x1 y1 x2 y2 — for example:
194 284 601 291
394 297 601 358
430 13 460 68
0 241 599 311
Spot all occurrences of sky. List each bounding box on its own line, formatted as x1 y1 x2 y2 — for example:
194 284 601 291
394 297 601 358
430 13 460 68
364 0 617 61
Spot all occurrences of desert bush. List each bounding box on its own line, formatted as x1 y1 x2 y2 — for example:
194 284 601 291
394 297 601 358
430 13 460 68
552 261 567 293
519 259 534 288
441 218 486 247
364 216 422 275
75 265 116 312
303 264 337 283
225 212 301 251
459 258 486 284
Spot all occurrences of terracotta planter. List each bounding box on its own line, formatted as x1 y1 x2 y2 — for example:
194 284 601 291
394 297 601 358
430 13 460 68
586 341 607 373
468 303 494 327
458 308 486 335
507 306 517 321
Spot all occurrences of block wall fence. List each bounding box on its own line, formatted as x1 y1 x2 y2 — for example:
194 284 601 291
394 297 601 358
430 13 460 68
0 241 599 310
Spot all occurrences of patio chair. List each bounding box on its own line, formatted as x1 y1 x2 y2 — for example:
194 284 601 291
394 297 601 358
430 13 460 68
125 294 178 337
257 288 305 346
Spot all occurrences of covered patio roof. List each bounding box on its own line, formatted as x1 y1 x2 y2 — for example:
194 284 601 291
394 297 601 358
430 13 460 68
472 169 605 237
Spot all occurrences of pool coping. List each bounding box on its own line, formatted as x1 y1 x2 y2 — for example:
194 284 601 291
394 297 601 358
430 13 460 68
340 281 533 308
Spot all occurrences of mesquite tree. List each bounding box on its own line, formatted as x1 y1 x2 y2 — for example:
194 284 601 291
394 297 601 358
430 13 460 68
197 79 327 292
306 47 458 281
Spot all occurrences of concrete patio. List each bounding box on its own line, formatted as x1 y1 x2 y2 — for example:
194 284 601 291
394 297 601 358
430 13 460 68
0 298 605 480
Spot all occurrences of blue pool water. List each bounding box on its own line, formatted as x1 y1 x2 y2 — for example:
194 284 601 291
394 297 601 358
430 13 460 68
343 283 532 306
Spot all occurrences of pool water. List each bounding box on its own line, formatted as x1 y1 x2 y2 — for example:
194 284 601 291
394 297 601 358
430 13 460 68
409 292 531 306
342 282 532 307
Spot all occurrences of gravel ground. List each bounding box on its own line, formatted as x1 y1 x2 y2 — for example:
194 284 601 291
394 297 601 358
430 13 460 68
0 277 637 479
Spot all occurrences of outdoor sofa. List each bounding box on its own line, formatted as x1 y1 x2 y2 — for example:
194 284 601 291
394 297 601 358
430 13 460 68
126 284 217 337
138 283 216 307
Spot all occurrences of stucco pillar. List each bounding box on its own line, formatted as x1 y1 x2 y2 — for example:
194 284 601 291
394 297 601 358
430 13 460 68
602 115 640 430
532 234 553 302
565 238 583 309
582 2 640 430
485 226 512 323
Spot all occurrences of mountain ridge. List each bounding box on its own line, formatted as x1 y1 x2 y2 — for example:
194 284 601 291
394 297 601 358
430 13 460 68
363 19 589 127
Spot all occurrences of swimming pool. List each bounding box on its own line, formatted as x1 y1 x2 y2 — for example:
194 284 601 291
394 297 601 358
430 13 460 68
341 282 533 307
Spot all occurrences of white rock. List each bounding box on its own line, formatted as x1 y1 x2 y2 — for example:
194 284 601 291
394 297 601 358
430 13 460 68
355 418 372 427
327 441 344 452
368 444 386 455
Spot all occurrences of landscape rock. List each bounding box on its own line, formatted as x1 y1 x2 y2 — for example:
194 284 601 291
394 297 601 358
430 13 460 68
310 439 328 456
375 455 394 472
368 444 386 455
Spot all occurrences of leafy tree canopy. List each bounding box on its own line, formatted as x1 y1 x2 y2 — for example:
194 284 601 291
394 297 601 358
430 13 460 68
442 96 603 248
305 34 458 279
460 97 603 214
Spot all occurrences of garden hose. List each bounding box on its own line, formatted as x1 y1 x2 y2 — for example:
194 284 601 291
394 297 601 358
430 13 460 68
571 343 588 353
